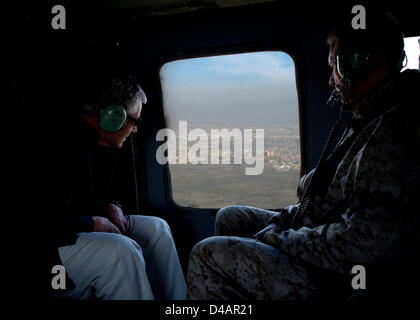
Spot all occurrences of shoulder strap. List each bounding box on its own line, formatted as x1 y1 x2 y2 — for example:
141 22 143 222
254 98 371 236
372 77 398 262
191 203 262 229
289 120 343 229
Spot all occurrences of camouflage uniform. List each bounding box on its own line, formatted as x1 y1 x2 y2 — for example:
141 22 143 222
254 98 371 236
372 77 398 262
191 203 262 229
187 69 420 300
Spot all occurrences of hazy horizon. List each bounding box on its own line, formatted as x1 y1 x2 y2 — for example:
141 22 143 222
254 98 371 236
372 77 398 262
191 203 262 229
160 51 299 128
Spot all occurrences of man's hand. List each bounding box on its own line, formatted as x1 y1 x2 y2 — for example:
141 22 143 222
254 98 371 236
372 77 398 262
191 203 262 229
253 223 279 241
92 216 121 234
105 203 128 235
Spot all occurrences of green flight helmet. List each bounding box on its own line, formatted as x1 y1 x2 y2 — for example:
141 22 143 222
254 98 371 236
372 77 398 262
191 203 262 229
336 46 371 81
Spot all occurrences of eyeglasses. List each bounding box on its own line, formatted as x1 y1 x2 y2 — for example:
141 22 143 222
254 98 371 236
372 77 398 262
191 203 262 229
126 114 142 127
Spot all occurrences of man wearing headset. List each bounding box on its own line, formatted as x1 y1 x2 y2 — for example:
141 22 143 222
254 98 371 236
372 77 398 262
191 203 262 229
50 74 187 300
187 10 420 301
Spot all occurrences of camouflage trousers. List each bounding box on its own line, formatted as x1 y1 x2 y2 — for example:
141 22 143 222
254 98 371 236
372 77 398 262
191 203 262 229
187 205 319 300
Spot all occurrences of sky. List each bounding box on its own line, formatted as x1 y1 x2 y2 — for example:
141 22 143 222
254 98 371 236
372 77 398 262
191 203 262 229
160 37 419 128
160 51 299 127
402 36 420 71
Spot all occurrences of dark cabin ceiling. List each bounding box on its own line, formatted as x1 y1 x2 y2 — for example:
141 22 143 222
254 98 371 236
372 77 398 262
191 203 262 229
98 0 278 16
85 0 418 36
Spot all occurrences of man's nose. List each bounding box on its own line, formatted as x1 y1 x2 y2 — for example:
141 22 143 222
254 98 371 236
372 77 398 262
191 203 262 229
329 71 335 87
132 125 138 133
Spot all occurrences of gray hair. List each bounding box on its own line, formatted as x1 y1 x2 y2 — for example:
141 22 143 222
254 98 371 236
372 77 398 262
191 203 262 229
81 75 147 116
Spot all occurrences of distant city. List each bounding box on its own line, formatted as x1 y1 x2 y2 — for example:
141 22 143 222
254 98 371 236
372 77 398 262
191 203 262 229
263 125 300 172
166 123 300 170
168 123 301 209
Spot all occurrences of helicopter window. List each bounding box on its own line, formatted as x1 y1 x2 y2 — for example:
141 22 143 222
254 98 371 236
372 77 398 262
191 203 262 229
402 36 420 71
159 51 300 209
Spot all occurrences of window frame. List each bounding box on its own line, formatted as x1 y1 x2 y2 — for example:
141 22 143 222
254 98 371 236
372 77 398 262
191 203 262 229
157 47 305 212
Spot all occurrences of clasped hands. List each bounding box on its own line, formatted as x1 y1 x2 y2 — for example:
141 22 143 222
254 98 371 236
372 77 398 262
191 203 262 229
92 203 129 235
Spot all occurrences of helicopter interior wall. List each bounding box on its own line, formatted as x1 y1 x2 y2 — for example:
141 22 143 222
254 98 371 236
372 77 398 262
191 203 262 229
124 4 346 268
11 2 419 274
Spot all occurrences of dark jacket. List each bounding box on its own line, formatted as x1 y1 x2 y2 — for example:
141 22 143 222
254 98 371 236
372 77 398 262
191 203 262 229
41 114 123 296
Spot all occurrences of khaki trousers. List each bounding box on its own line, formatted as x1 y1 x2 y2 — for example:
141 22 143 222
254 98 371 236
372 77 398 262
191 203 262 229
57 215 187 300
